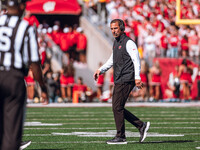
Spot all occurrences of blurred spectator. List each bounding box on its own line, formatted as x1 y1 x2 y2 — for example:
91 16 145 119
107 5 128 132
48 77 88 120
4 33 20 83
196 65 200 100
67 26 77 60
159 29 168 57
143 28 156 67
132 59 149 101
188 30 199 61
109 68 114 99
59 27 71 62
66 62 75 101
178 59 193 100
60 62 75 102
24 70 35 103
76 27 87 64
180 35 189 58
46 71 58 103
96 62 105 101
52 25 61 45
165 65 180 100
38 37 47 66
73 77 88 102
168 26 179 58
47 27 53 40
96 0 108 24
59 67 68 102
149 60 162 101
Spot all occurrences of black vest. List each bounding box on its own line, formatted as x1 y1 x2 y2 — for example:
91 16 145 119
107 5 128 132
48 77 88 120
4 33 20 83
113 33 135 84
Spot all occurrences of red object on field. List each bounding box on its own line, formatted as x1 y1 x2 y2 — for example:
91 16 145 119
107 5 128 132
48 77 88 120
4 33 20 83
26 0 81 15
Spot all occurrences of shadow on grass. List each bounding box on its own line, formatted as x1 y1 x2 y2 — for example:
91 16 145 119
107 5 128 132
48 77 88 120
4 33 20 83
140 140 194 144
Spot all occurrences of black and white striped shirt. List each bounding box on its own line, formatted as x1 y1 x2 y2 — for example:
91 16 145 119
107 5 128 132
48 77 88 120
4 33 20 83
0 15 39 71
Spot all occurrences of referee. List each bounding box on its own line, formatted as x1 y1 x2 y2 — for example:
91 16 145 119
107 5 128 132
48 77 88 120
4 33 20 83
94 19 150 144
0 0 48 149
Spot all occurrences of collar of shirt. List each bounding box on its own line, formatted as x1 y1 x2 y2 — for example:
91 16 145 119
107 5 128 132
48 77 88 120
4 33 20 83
115 33 126 42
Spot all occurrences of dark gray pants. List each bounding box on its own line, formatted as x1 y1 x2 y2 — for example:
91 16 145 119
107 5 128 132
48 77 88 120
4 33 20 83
0 69 26 150
112 82 143 138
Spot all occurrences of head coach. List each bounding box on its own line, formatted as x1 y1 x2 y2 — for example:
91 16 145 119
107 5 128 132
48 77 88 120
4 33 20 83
94 19 150 144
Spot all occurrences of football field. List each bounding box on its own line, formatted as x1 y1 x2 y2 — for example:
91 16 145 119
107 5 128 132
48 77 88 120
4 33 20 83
23 105 200 150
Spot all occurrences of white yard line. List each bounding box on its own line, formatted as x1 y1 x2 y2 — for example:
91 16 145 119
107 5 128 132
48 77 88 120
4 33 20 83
24 127 200 130
25 119 200 124
26 114 200 117
26 111 200 114
27 140 200 144
27 102 200 108
31 141 105 144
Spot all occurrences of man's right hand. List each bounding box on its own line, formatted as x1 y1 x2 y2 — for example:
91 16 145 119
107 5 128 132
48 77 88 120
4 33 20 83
93 70 101 81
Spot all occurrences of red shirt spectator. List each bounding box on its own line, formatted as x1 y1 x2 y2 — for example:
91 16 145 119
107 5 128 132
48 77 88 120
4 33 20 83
39 46 46 65
52 25 61 45
131 20 140 38
76 32 87 51
110 74 114 85
59 28 70 52
168 35 179 47
47 27 53 40
188 31 199 45
140 73 148 85
66 27 77 48
160 34 168 49
73 83 87 93
181 36 188 51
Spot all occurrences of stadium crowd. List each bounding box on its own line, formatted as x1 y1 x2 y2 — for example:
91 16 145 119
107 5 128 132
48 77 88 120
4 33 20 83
104 0 200 63
1 0 200 103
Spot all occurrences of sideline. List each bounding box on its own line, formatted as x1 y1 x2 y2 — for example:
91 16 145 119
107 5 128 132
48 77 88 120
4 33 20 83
27 102 200 108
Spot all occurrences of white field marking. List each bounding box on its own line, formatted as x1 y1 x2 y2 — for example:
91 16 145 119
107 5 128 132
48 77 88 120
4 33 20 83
196 147 200 149
25 118 200 124
152 127 200 129
23 134 51 136
25 114 200 117
52 130 184 138
29 141 200 144
53 122 200 126
24 122 62 126
31 141 105 144
23 133 200 137
25 117 200 121
142 118 200 120
24 127 200 130
23 121 200 128
26 111 200 115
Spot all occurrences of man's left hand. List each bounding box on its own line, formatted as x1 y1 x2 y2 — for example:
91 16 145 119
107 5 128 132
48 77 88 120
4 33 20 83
135 79 144 89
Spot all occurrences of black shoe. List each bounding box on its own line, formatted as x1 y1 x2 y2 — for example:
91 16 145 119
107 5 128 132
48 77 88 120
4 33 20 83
139 121 150 143
106 137 127 144
19 141 32 150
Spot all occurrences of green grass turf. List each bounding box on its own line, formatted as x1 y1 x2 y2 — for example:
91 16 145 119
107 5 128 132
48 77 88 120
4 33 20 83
23 107 200 150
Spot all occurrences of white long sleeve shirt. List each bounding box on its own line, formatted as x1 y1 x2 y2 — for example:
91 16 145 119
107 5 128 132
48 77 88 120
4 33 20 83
99 40 141 80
